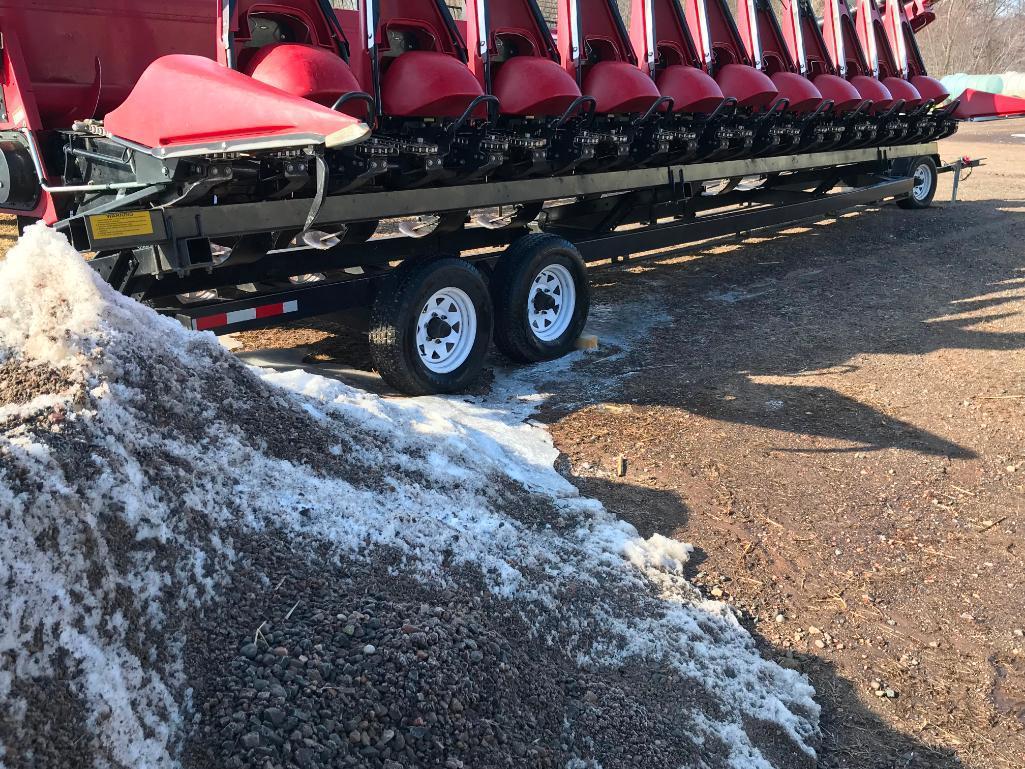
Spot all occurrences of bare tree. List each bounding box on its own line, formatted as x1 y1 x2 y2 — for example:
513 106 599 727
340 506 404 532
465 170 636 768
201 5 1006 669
917 0 1025 74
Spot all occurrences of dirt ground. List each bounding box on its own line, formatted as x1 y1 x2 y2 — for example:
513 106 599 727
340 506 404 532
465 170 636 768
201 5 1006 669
3 121 1022 767
239 122 1024 768
538 121 1025 769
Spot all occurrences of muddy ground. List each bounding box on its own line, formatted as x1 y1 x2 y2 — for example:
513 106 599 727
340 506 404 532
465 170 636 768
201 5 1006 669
3 121 1022 768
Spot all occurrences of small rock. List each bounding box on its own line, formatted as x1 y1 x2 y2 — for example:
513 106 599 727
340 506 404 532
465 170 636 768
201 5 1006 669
710 587 724 598
240 732 260 749
263 707 286 727
363 644 376 655
240 643 259 659
775 614 785 623
885 689 897 699
813 639 826 650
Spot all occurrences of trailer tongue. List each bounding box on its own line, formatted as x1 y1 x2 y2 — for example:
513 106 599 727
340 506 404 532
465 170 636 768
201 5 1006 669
0 0 994 393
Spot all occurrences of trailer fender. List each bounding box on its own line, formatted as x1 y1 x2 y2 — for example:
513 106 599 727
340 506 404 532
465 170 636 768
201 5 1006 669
104 55 370 156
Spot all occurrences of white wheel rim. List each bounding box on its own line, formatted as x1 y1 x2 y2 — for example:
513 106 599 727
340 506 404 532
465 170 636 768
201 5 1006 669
528 264 576 342
912 164 931 201
416 287 477 374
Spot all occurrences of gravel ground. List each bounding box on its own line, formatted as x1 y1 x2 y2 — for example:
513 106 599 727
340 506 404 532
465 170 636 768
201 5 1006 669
221 121 1025 768
0 227 817 768
182 534 756 769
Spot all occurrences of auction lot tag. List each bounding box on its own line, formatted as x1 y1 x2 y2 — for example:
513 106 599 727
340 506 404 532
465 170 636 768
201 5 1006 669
88 211 156 241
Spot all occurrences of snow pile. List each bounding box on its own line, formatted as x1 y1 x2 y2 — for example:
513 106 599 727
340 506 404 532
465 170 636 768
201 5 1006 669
0 225 819 769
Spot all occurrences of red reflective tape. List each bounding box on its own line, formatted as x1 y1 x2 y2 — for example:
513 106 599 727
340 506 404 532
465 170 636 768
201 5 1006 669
194 300 297 332
195 313 228 331
254 303 286 319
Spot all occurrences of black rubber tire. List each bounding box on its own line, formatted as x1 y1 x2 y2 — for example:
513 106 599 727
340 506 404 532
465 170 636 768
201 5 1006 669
369 258 493 395
897 156 938 210
490 234 590 364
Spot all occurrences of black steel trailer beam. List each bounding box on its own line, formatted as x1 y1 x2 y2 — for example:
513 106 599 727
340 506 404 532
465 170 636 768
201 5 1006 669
564 177 913 262
139 143 939 247
128 169 876 300
165 176 913 335
127 225 527 299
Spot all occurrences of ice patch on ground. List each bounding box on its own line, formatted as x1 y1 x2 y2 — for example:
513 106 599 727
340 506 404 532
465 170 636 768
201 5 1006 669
480 294 673 423
0 225 819 768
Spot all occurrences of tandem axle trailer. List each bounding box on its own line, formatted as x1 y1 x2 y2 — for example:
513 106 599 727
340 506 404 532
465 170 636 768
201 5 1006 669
68 141 975 394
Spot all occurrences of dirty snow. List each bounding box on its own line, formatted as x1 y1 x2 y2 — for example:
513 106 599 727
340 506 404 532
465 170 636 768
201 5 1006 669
0 225 819 768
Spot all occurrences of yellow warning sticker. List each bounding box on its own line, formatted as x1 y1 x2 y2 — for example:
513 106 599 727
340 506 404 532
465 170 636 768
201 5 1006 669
88 211 155 241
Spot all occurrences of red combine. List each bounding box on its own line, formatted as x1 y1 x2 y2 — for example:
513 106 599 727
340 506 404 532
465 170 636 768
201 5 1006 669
0 0 998 394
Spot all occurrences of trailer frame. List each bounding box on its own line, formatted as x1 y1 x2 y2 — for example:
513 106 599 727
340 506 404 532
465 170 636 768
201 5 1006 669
71 139 982 392
81 141 937 296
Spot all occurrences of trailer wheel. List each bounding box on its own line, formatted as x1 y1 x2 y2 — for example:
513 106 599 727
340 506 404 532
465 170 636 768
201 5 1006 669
897 156 938 210
369 258 493 395
491 234 590 363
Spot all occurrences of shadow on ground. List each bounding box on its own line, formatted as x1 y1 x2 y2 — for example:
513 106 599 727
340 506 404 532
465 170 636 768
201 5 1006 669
564 197 1025 459
558 464 959 768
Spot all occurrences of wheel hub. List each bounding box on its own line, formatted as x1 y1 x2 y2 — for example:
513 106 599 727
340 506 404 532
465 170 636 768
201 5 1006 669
527 264 576 343
425 316 453 340
532 291 558 314
415 287 477 374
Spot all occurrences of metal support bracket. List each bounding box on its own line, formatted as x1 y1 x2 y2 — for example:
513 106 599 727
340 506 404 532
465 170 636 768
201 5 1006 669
937 156 983 203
